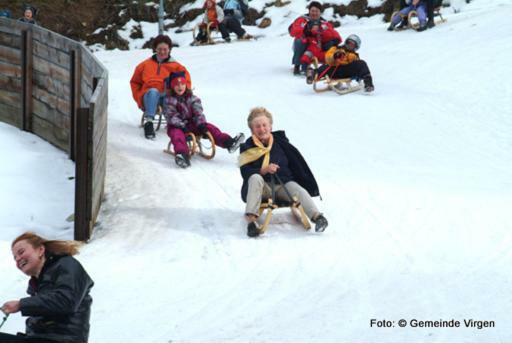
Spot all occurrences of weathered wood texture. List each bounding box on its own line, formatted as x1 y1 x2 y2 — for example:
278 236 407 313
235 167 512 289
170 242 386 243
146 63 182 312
0 17 108 241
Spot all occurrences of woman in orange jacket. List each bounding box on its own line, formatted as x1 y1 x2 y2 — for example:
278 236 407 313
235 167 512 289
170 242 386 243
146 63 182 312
130 35 192 138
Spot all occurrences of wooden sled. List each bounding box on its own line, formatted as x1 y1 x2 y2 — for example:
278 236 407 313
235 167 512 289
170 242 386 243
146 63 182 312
255 174 311 236
163 131 216 160
140 105 165 131
313 75 363 95
191 22 220 46
391 6 446 31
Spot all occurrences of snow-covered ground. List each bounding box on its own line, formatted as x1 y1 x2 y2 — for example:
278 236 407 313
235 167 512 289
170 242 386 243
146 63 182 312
1 1 512 342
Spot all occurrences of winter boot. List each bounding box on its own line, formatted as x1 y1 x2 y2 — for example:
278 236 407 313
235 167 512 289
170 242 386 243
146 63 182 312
306 67 316 85
417 23 428 32
225 133 245 153
426 19 435 28
144 121 155 139
293 64 300 75
363 75 374 93
313 214 328 232
175 153 191 169
247 221 261 237
396 18 408 30
387 23 396 31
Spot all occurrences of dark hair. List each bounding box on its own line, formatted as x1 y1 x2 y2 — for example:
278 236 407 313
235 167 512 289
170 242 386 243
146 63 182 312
152 34 173 51
12 232 82 256
308 1 322 11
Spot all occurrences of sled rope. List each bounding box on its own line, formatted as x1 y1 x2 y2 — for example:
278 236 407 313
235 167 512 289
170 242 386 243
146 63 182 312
0 313 9 330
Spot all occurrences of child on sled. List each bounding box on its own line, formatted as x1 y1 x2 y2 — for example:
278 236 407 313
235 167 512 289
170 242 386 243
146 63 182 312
194 0 231 44
388 0 428 32
163 72 245 168
308 34 374 93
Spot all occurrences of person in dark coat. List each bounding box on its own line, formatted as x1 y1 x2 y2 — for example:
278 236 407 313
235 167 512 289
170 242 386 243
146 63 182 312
239 107 328 237
18 5 37 25
1 232 94 343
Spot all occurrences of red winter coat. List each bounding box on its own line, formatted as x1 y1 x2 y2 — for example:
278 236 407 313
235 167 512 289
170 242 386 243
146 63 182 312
289 15 341 45
130 55 192 109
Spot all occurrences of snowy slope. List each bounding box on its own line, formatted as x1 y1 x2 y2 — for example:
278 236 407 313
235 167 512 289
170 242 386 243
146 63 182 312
2 1 512 342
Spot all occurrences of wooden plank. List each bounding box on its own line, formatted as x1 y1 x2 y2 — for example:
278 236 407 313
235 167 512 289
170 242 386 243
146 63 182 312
0 60 22 78
0 45 21 64
70 48 81 161
22 30 33 132
33 39 71 70
32 115 68 151
0 102 22 128
33 86 70 116
0 89 21 107
32 97 71 130
32 55 70 84
0 31 22 49
74 107 90 241
33 70 70 98
31 27 79 53
0 75 22 93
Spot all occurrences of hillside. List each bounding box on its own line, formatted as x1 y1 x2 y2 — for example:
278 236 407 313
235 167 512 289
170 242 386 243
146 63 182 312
1 0 512 342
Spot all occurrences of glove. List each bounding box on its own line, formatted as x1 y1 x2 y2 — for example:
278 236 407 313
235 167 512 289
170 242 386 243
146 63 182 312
333 50 345 60
197 123 208 136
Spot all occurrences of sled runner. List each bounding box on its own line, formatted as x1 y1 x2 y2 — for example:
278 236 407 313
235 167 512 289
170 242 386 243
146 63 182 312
256 174 311 235
163 131 216 160
310 58 363 95
140 106 165 131
191 22 219 45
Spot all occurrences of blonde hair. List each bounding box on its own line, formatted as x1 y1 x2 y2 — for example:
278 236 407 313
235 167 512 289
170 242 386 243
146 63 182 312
247 107 273 129
12 232 82 256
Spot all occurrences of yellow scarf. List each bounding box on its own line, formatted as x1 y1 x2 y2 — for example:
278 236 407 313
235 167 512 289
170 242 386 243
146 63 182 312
238 134 273 168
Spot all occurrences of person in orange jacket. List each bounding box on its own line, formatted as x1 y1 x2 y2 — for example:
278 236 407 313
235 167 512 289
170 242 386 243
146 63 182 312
308 34 374 92
130 34 192 138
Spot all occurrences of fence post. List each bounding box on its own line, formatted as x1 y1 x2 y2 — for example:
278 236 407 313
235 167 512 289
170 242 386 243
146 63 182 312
74 107 90 241
21 29 33 132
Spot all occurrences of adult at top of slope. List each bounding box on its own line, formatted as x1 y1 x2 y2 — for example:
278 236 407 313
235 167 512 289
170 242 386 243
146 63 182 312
288 1 341 75
163 72 245 168
1 232 94 343
130 35 192 139
222 0 253 40
238 107 328 237
310 34 374 93
391 0 441 30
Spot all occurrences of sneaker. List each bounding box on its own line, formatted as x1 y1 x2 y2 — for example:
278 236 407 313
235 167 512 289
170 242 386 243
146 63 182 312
293 65 300 75
306 67 316 85
313 215 328 232
144 121 155 139
226 133 245 153
247 221 261 237
175 153 190 168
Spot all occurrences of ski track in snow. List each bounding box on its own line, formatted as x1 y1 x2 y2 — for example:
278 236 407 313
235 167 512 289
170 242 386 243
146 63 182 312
1 1 512 342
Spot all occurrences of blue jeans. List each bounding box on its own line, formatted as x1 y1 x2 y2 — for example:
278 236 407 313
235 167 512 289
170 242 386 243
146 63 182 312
143 88 164 119
292 38 307 66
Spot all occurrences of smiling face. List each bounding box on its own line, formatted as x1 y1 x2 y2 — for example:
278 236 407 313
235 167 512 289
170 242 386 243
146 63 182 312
173 82 187 96
155 42 170 60
12 239 45 277
250 115 272 144
24 9 33 19
309 7 321 21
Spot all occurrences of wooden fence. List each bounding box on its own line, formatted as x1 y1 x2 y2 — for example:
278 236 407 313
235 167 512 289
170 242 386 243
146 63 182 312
0 18 108 241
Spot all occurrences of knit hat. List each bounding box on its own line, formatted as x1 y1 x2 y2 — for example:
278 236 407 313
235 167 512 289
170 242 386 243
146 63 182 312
169 71 186 89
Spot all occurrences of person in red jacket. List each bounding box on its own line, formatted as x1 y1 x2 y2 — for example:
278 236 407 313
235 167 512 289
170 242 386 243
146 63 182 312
288 1 341 75
130 35 191 139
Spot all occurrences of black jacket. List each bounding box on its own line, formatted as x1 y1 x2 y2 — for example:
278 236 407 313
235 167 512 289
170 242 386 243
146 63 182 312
20 254 94 343
239 130 320 202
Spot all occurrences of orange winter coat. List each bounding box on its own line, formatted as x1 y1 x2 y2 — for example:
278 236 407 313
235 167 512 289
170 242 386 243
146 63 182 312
130 55 192 109
325 46 359 66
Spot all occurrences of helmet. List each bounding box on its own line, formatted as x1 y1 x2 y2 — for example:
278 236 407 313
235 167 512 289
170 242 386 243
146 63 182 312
345 34 361 51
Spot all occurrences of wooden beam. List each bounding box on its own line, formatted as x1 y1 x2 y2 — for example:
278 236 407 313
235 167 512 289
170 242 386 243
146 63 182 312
74 107 90 241
21 29 33 132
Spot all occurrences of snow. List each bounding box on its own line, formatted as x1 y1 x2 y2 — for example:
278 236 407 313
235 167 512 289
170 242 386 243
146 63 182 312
1 1 512 342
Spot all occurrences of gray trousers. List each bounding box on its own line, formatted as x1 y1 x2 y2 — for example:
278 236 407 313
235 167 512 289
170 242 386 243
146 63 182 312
245 174 320 219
